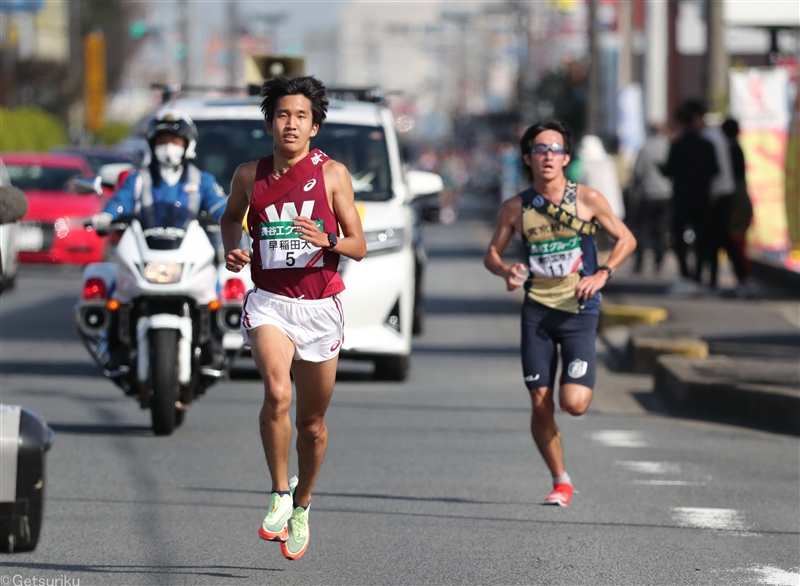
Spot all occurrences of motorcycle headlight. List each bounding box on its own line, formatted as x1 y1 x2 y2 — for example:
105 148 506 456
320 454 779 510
365 228 406 256
143 261 183 284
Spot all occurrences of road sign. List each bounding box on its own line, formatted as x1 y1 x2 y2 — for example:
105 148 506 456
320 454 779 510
84 32 106 133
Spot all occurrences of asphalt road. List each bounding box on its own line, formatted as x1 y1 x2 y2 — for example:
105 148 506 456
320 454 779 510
1 218 798 586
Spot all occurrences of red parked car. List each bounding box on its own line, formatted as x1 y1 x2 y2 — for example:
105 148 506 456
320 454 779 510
1 153 108 264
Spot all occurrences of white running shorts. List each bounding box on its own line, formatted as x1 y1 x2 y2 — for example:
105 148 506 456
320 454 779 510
241 288 344 362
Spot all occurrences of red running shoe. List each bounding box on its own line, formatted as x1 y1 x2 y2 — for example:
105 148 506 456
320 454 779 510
543 483 573 506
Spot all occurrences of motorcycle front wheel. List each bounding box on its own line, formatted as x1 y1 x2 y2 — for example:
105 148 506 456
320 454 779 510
150 329 178 436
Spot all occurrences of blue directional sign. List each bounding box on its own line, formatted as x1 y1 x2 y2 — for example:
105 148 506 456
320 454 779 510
0 0 44 12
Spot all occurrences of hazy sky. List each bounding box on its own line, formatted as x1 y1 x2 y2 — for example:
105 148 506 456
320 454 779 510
192 0 342 50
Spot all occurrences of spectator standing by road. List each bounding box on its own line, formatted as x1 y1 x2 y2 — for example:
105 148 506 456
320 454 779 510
702 121 747 290
722 118 754 296
630 123 672 274
662 100 718 292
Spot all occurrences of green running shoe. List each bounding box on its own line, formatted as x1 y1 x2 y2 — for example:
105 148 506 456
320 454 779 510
281 504 310 560
258 476 298 542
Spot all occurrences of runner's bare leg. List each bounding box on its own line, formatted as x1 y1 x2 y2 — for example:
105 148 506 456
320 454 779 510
530 383 593 477
290 357 338 506
250 325 296 493
530 386 565 477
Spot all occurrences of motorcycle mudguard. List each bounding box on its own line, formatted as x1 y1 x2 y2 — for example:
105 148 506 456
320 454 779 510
136 314 193 385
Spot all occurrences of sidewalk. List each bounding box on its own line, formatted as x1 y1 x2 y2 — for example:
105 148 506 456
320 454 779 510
601 251 800 435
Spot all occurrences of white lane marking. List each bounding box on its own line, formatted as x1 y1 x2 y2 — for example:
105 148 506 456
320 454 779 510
633 480 707 486
615 460 681 474
751 566 800 585
590 430 647 448
671 507 750 532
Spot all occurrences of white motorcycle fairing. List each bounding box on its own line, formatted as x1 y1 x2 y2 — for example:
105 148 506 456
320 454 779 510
113 220 217 306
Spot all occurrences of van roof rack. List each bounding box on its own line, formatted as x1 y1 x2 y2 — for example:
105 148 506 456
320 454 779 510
326 87 388 104
152 83 398 105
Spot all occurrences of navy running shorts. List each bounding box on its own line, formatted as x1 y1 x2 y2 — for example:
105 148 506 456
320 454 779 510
520 300 599 390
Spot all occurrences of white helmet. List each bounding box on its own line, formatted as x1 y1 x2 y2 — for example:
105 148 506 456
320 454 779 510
146 109 198 160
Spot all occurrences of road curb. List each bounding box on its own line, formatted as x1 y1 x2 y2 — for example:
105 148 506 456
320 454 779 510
599 304 668 330
628 331 708 374
654 355 800 436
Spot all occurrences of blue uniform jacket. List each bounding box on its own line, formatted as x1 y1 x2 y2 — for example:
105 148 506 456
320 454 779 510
103 167 228 222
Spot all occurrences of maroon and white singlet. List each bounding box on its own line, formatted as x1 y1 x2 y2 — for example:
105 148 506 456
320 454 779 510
246 149 345 299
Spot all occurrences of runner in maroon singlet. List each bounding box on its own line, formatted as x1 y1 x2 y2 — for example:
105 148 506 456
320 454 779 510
221 75 366 560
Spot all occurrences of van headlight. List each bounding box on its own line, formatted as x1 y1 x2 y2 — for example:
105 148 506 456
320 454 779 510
143 261 183 284
365 228 405 256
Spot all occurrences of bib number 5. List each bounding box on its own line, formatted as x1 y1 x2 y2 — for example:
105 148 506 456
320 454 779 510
260 221 324 270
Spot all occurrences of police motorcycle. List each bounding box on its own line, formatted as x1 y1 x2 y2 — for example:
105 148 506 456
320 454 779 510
75 111 233 436
75 202 232 435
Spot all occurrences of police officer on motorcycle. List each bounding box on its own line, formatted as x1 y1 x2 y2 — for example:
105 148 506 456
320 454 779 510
90 110 229 377
92 110 228 229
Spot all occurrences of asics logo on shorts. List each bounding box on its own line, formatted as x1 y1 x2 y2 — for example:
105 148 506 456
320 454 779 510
330 340 341 352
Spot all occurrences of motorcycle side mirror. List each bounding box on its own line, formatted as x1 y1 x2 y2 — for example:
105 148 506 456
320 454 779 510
72 176 104 196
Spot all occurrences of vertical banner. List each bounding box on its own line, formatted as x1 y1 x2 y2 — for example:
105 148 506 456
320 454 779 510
84 31 106 133
786 91 800 267
729 67 791 265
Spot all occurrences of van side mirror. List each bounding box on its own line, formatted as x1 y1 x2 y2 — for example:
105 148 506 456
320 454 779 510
406 170 444 202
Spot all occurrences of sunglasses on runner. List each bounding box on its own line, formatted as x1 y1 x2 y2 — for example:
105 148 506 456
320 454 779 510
530 143 567 156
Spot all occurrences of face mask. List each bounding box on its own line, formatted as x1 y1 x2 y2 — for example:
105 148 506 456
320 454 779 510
154 143 185 168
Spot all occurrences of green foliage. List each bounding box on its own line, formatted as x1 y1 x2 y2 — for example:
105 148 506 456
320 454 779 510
96 122 132 146
0 107 68 152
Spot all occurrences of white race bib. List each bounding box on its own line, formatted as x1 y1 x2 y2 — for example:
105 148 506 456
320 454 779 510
259 221 325 269
528 235 583 278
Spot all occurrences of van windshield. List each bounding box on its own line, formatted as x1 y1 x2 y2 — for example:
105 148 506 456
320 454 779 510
194 120 393 201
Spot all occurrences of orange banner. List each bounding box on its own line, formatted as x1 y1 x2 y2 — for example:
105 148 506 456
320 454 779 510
740 129 789 253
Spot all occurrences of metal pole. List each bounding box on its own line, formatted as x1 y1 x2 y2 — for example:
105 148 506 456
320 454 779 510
227 0 239 89
587 0 603 135
617 0 633 91
178 0 190 86
645 0 668 124
706 0 727 113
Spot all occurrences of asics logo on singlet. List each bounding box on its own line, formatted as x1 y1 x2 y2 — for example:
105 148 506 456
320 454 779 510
303 179 317 192
265 200 315 222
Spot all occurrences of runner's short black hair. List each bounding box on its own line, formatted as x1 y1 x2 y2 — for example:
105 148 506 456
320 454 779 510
260 75 329 128
519 120 572 182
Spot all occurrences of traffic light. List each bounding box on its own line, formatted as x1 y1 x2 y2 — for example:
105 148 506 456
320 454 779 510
129 20 147 39
245 55 306 86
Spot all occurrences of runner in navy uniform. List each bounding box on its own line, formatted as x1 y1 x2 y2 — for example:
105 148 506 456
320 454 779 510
484 120 636 506
221 76 366 559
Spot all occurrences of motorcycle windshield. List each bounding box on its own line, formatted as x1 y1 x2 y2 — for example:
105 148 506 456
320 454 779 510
140 202 193 250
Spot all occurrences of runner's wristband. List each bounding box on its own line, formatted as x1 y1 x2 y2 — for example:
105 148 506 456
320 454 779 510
598 265 613 279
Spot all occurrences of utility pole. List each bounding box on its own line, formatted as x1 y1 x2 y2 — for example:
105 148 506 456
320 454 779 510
645 0 668 124
178 0 190 86
586 0 603 135
706 0 727 113
227 0 239 89
617 0 633 91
